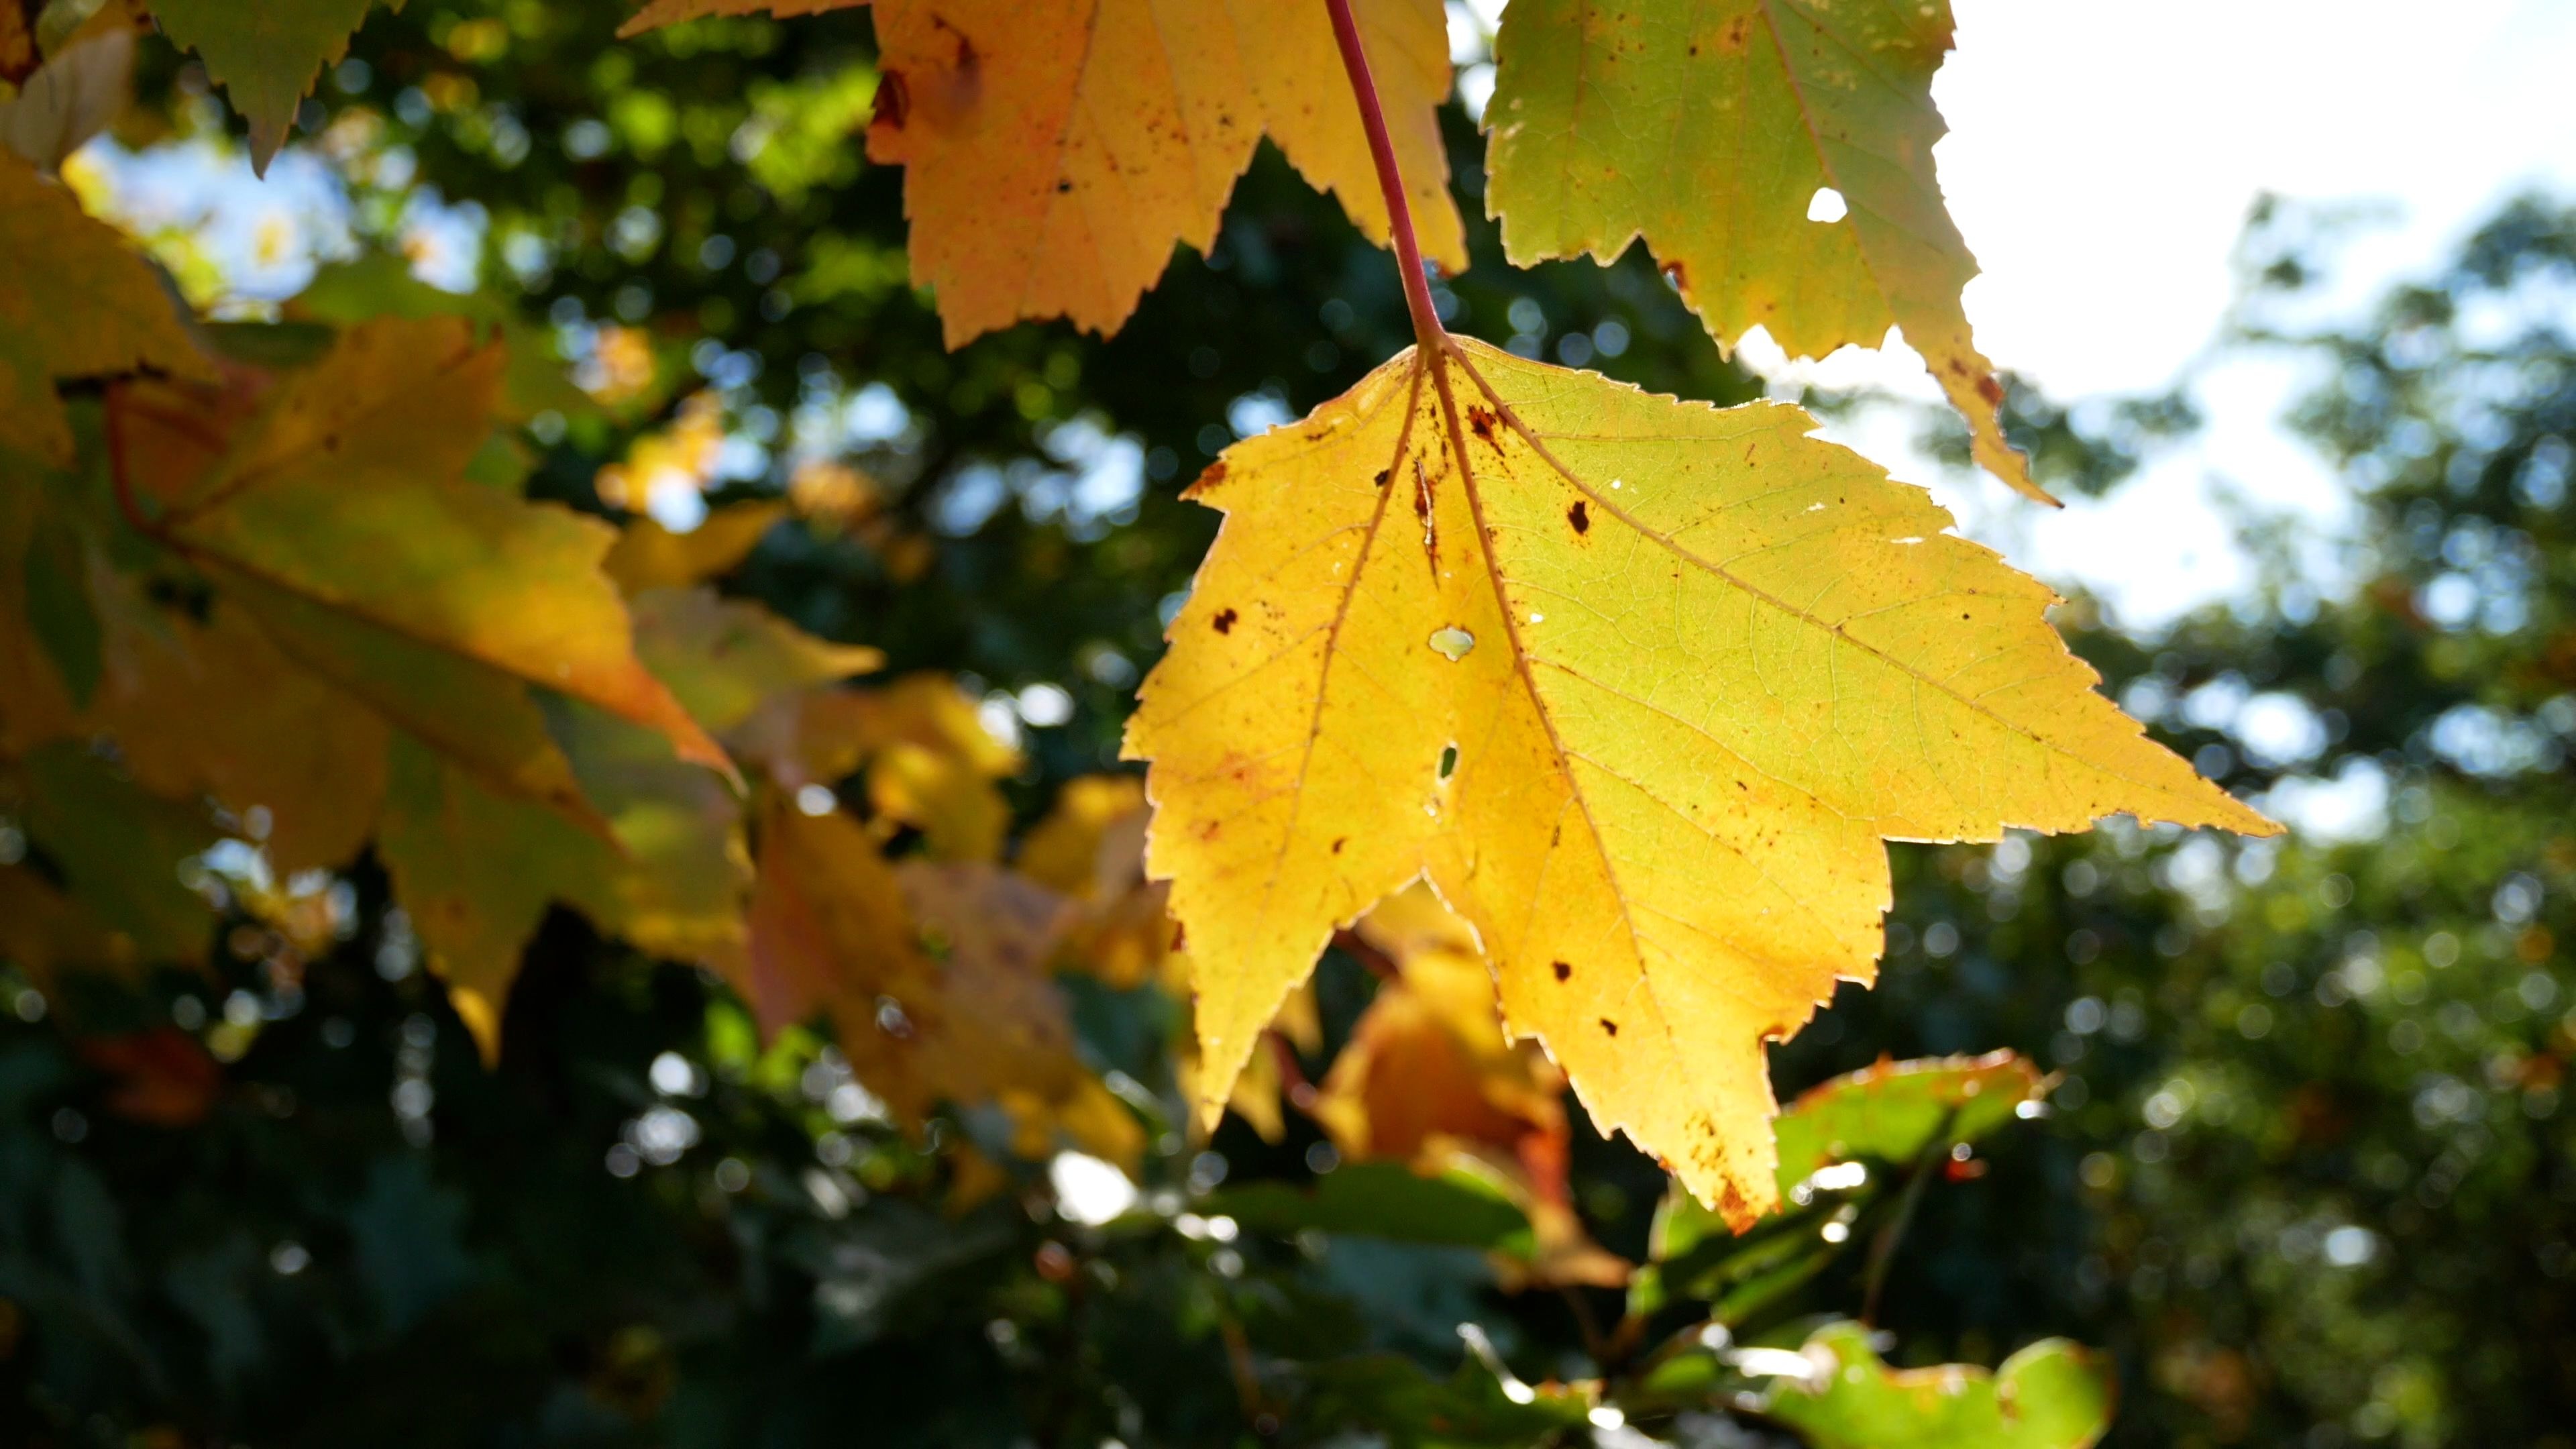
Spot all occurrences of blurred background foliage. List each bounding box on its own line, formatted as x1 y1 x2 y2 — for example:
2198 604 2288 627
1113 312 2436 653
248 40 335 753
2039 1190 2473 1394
2 2 2572 1446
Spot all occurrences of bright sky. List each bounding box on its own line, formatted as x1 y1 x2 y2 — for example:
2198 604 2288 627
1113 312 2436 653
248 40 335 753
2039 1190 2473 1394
1771 0 2576 626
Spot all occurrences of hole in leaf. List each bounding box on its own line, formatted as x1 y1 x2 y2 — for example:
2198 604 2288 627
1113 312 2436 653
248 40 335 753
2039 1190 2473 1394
1806 186 1847 223
1428 627 1475 661
1437 743 1458 780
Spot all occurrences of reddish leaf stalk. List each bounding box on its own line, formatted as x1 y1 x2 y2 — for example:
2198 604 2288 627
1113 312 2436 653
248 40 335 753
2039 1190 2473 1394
1323 0 1446 352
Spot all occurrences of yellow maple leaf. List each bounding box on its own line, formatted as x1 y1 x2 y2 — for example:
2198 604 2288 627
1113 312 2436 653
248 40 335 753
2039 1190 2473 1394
747 797 1140 1167
602 500 788 593
127 317 733 789
1483 0 2047 502
737 673 1018 861
1318 883 1629 1289
0 154 211 466
1126 335 2272 1225
83 579 391 875
620 0 1465 347
1015 772 1147 898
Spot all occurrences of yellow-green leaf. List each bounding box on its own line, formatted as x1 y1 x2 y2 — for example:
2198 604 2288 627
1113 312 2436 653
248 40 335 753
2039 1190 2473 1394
1484 0 2046 502
85 583 392 875
1763 1322 2113 1449
0 154 209 466
380 710 751 1060
378 733 596 1056
1126 338 2269 1224
629 585 881 734
7 742 215 967
148 0 396 171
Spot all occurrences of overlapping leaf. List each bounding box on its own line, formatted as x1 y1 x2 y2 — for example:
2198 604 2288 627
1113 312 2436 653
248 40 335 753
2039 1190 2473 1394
0 155 210 466
1485 0 2046 501
748 796 1141 1167
1316 883 1627 1287
622 0 1465 346
1128 337 2269 1224
148 0 396 170
121 317 732 795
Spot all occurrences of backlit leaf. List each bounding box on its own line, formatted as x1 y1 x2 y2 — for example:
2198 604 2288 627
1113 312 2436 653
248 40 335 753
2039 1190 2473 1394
1762 1322 2113 1449
0 154 209 466
1485 0 2047 502
1127 337 2269 1224
623 0 1466 347
144 318 733 785
602 501 788 593
377 735 608 1056
1773 1050 2044 1193
148 0 396 171
1317 883 1629 1288
747 800 1140 1165
629 586 882 735
85 582 391 875
7 743 215 967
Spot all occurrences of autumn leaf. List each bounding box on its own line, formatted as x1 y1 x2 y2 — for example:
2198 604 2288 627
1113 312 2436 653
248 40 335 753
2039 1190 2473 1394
76 1027 223 1127
84 580 392 875
379 705 756 1060
747 798 1140 1166
1015 772 1148 898
627 586 883 735
1317 883 1629 1288
148 0 396 171
0 154 210 466
602 501 789 593
119 318 734 796
621 0 1465 347
1127 336 2271 1225
739 673 1018 861
377 735 610 1053
5 743 216 967
896 859 1143 1166
1483 0 2047 503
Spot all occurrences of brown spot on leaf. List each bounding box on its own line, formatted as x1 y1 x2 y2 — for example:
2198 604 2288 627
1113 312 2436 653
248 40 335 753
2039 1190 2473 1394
1662 260 1689 290
1196 459 1228 488
1976 374 2005 406
1719 15 1752 52
1331 837 1346 854
1552 961 1572 982
1568 500 1589 535
1373 468 1391 488
1599 1018 1619 1036
1212 608 1237 634
1466 405 1499 445
1170 922 1187 951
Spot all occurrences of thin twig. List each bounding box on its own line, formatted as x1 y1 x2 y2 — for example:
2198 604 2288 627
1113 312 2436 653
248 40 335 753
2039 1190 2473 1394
1860 1110 1957 1326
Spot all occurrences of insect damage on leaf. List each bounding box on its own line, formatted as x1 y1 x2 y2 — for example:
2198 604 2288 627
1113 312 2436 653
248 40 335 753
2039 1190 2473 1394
1126 337 2272 1225
621 0 1465 348
1483 0 2051 503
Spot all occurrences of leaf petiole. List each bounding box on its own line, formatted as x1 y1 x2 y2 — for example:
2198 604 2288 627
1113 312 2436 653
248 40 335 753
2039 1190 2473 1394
1322 0 1447 353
